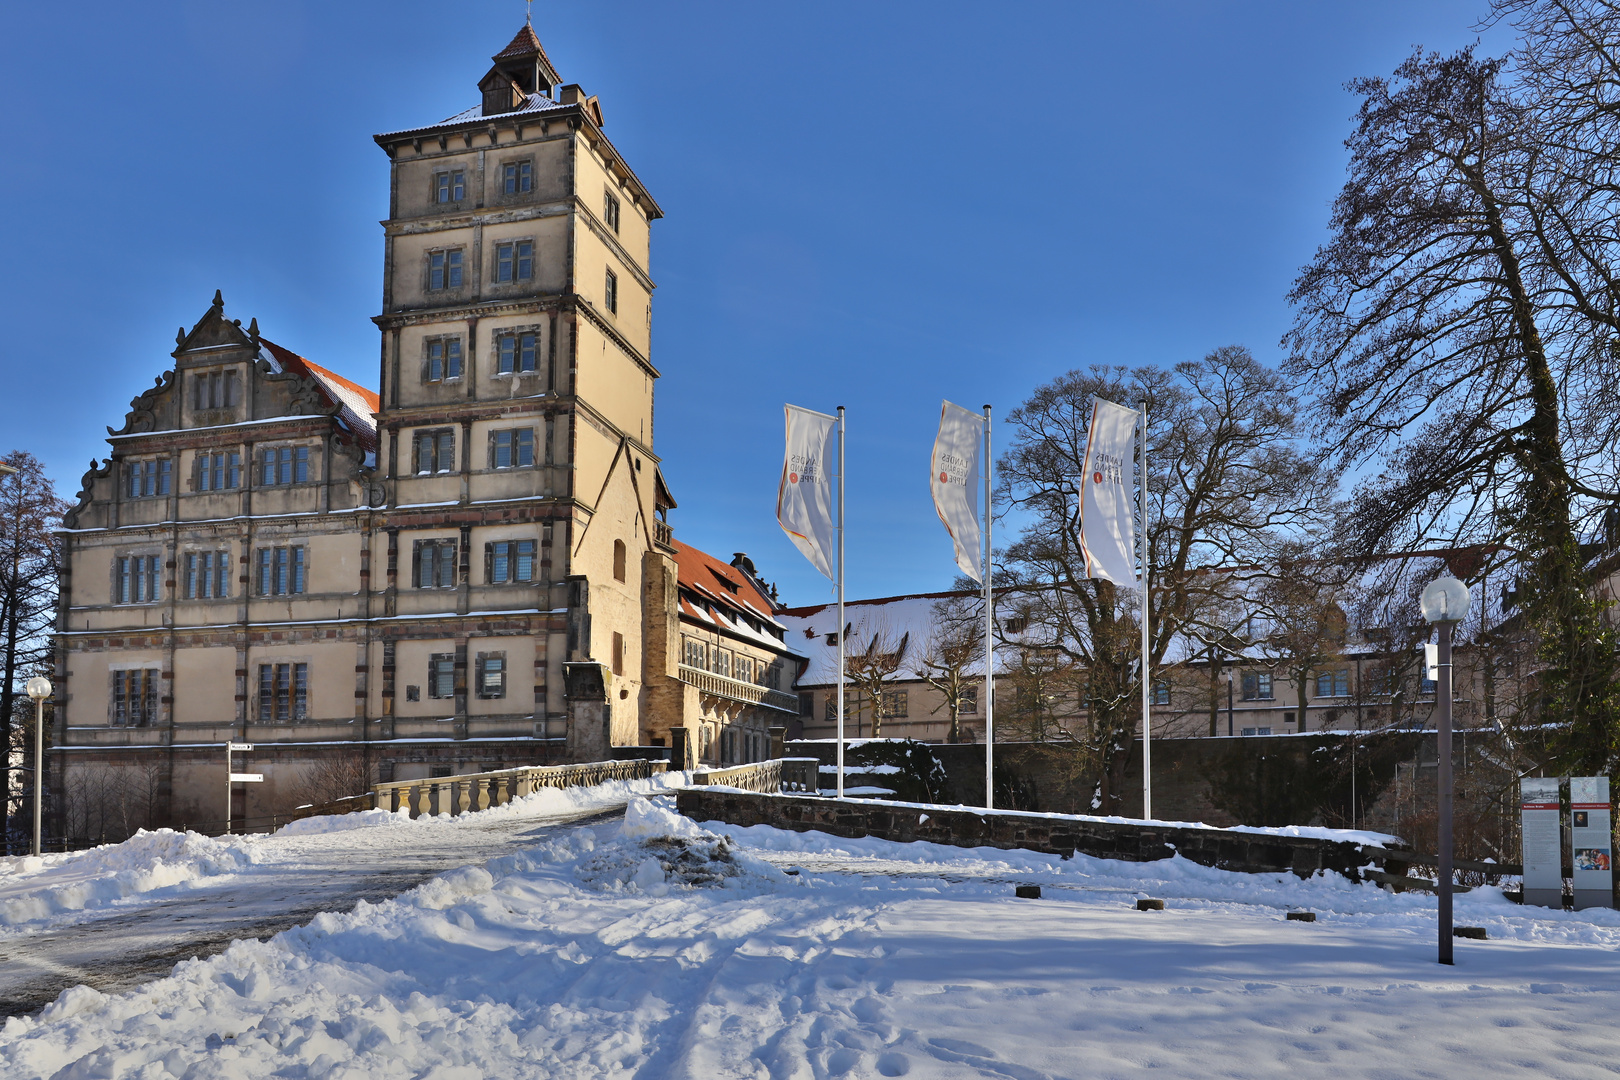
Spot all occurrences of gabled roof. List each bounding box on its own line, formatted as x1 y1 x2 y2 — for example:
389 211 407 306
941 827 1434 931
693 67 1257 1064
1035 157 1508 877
672 538 795 649
376 92 572 139
259 339 379 455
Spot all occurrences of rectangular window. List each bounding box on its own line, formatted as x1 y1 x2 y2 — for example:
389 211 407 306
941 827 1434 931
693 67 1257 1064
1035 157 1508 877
414 539 458 588
256 546 306 596
734 655 754 684
1241 673 1274 701
114 555 161 604
257 662 309 722
428 654 456 699
111 669 159 727
259 446 310 486
491 429 535 469
425 338 463 382
961 685 979 714
604 268 618 314
429 249 464 290
197 452 242 492
611 632 624 676
414 429 456 474
435 170 465 204
502 160 532 194
193 371 238 411
476 653 506 698
183 550 231 599
126 459 172 498
713 649 731 679
881 690 909 718
496 332 539 374
604 189 620 233
486 539 537 584
1152 680 1171 705
683 637 706 669
495 241 533 283
1315 670 1350 698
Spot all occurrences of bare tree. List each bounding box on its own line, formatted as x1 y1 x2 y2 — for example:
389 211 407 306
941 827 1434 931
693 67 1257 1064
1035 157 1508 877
844 623 909 739
917 595 983 743
998 349 1328 811
1254 544 1351 733
288 753 373 810
0 452 69 854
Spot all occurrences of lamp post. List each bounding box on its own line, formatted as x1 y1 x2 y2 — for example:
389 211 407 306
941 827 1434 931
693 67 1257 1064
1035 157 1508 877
1226 667 1235 737
25 675 51 856
1420 573 1470 966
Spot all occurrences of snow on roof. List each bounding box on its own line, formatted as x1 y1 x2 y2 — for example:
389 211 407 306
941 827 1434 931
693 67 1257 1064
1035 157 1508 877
780 590 1030 685
376 93 571 139
258 340 379 455
672 539 804 656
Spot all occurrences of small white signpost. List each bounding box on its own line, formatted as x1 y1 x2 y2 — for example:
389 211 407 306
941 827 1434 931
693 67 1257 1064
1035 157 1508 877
225 742 259 834
1570 776 1613 911
1521 777 1564 909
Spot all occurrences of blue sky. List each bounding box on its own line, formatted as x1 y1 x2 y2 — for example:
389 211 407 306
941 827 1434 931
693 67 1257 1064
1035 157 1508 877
0 1 1512 606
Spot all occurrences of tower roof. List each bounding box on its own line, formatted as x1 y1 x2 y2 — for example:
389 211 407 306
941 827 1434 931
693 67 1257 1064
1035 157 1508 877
491 23 560 91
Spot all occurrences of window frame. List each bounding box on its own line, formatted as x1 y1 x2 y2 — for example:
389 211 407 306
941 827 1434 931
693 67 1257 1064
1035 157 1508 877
501 159 533 195
257 662 309 722
196 451 242 492
428 248 465 291
183 549 232 600
485 538 537 584
428 653 456 699
604 268 618 314
424 337 464 383
413 428 457 475
494 330 540 376
476 652 507 699
413 538 459 589
114 553 162 605
604 188 621 233
111 668 159 727
493 239 534 284
255 545 307 596
490 428 535 469
125 458 172 499
433 169 466 205
258 445 311 486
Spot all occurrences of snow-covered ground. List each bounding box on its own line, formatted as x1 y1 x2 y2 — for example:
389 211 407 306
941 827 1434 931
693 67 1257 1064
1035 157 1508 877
4 793 1620 1079
0 774 686 1016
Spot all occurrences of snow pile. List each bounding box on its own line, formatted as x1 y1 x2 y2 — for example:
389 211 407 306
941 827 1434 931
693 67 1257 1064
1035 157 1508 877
7 787 1620 1077
0 830 260 929
272 807 411 837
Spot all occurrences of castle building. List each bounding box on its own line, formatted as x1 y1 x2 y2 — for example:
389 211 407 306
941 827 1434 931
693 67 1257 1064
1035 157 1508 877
52 25 802 839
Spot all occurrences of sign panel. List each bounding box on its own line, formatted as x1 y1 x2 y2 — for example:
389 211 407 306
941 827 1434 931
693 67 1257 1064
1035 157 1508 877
229 773 265 783
228 742 253 752
1570 776 1613 910
1521 777 1564 909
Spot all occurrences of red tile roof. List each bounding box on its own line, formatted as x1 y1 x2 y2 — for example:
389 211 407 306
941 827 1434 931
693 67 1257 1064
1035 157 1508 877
258 339 379 455
671 538 778 626
493 23 553 67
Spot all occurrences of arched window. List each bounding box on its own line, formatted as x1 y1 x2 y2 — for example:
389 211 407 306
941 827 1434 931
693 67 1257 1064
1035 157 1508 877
613 539 627 582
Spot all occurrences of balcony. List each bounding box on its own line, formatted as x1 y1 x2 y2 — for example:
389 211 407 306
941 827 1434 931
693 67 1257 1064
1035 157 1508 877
654 518 674 551
678 664 799 713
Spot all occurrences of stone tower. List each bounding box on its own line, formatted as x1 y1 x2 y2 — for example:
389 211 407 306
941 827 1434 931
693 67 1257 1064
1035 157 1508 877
370 23 673 759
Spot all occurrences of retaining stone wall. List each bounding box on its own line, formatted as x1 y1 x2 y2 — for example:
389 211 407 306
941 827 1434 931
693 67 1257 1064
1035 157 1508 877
675 787 1390 881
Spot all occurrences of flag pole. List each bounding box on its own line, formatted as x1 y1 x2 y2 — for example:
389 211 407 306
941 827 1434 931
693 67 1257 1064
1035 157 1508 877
1139 400 1151 821
836 405 846 800
983 404 995 811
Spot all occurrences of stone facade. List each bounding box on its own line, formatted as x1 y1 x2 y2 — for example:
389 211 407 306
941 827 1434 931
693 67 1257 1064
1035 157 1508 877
50 24 785 840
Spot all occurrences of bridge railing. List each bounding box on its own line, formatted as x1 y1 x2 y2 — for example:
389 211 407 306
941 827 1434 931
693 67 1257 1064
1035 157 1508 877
371 758 669 819
688 757 817 794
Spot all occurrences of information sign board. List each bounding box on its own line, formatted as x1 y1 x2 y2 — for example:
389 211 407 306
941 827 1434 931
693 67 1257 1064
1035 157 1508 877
1570 776 1613 910
229 773 264 783
1521 777 1564 909
228 742 253 752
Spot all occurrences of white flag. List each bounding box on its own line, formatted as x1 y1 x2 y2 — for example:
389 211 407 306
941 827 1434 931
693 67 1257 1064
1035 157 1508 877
777 404 838 580
1079 396 1140 589
930 401 984 582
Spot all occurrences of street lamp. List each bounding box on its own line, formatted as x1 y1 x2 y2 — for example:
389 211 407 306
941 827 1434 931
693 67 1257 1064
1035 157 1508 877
1420 573 1470 966
25 675 51 856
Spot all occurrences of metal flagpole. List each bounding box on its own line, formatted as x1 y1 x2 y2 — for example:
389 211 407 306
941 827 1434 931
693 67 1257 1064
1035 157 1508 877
836 405 846 800
984 405 995 811
1139 401 1152 821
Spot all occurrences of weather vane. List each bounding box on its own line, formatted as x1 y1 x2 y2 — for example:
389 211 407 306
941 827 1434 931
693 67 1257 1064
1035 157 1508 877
526 0 532 26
